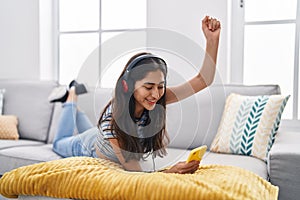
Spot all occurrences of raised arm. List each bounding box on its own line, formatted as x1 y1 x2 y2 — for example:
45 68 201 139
166 16 221 104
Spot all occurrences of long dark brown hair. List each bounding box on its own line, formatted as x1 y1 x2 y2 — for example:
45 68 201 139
97 52 169 161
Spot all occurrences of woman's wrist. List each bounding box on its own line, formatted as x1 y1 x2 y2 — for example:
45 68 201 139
205 40 219 62
160 167 173 173
206 39 219 49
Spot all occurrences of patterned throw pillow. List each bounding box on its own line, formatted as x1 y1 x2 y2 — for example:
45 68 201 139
210 93 290 161
0 89 5 115
0 115 19 140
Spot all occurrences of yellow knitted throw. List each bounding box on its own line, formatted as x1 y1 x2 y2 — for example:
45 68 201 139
0 157 278 200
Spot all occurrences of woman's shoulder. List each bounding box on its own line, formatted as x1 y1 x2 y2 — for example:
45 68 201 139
102 103 112 118
99 103 116 139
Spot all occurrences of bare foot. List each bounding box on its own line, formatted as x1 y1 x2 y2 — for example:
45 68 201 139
66 86 78 102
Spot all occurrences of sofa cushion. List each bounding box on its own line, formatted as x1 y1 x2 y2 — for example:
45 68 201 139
0 144 61 174
0 80 57 142
166 84 281 149
210 93 289 161
0 115 19 140
139 147 268 179
268 131 300 200
0 139 44 150
202 152 268 179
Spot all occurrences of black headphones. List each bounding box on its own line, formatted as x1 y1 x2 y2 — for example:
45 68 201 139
121 54 166 93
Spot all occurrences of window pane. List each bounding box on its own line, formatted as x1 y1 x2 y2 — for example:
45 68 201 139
245 0 297 22
59 0 99 31
100 32 147 88
101 0 146 30
243 24 295 119
298 38 300 118
100 32 123 88
100 52 135 88
59 33 99 85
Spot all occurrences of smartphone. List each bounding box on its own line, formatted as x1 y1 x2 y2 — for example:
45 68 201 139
186 145 207 163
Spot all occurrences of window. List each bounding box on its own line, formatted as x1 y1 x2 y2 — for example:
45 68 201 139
230 0 300 124
55 0 146 87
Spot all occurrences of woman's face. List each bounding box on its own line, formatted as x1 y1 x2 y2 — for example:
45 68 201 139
133 70 165 116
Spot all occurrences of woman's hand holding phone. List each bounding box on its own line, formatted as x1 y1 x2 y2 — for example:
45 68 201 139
186 145 207 163
162 145 207 174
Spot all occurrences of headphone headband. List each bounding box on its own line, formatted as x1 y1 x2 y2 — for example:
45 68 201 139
123 54 166 81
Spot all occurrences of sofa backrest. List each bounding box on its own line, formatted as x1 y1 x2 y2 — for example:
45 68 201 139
0 79 281 149
48 84 281 150
47 88 113 143
0 79 57 142
166 84 281 149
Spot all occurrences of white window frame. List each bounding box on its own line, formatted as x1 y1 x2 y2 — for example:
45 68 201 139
230 0 300 130
52 0 147 87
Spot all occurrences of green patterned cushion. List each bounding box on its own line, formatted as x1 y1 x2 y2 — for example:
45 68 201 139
210 93 290 161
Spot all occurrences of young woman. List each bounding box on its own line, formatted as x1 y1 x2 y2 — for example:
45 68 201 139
51 16 221 174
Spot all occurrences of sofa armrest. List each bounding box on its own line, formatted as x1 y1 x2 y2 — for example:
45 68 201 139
268 131 300 200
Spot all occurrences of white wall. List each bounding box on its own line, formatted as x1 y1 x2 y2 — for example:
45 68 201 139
0 0 229 82
147 0 229 83
39 0 55 81
0 0 40 80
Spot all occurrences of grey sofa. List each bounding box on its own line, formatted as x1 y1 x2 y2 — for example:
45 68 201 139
0 79 299 200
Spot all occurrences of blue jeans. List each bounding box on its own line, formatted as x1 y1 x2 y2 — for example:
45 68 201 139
53 102 98 158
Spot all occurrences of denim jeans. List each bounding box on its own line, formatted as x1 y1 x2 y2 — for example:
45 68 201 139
53 102 98 158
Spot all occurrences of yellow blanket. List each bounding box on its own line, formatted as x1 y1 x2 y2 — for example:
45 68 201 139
0 157 278 200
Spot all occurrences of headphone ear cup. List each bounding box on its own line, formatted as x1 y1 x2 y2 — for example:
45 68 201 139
121 79 128 93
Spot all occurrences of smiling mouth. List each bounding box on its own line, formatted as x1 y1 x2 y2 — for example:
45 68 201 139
146 99 156 105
